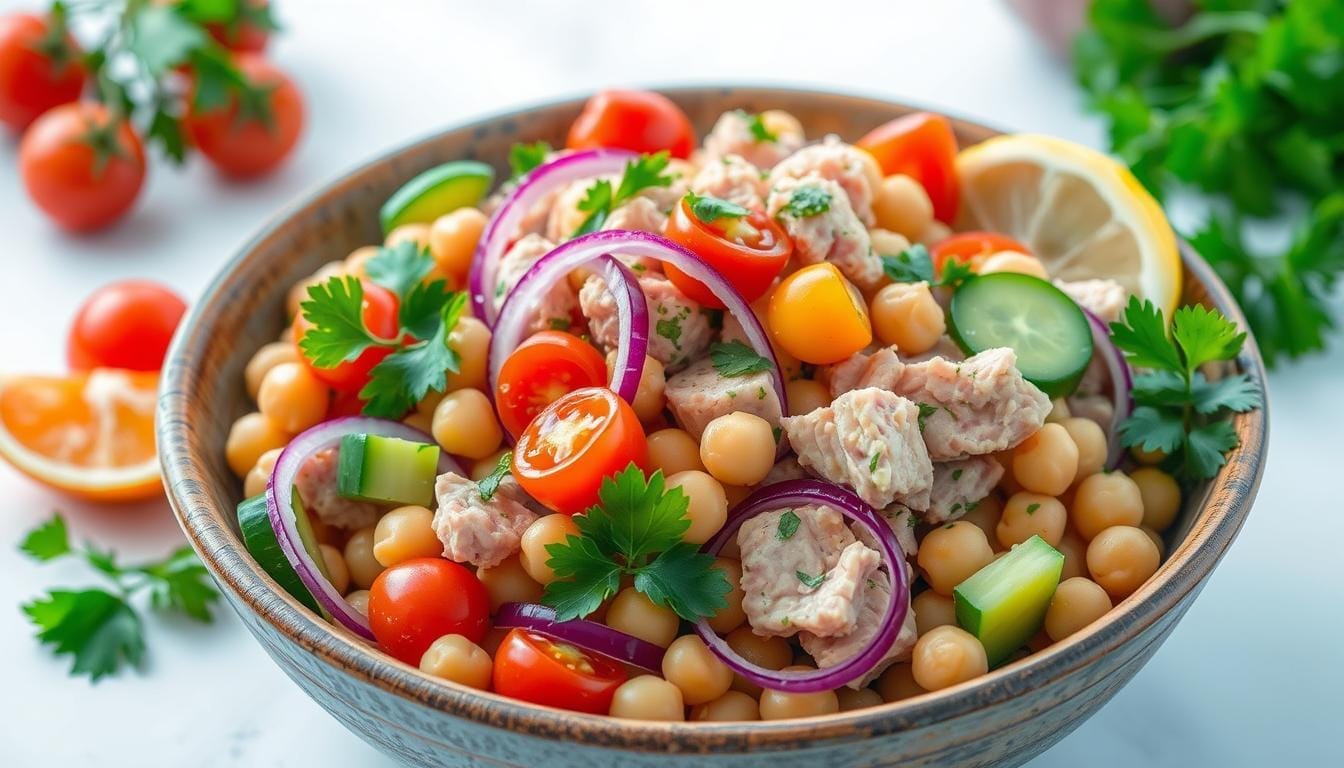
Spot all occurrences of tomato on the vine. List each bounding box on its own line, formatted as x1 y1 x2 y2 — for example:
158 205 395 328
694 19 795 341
184 53 304 178
662 196 792 307
204 0 273 53
567 90 694 159
368 558 491 666
495 331 609 439
293 280 399 393
857 112 960 224
19 102 145 232
68 280 187 372
0 12 86 132
492 628 628 714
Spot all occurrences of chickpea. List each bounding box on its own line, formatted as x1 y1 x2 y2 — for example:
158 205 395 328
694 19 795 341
429 208 487 281
645 429 703 477
519 514 580 585
470 449 512 482
286 260 345 319
708 557 747 634
978 250 1049 280
343 527 384 590
257 362 328 434
1056 529 1088 581
877 663 925 702
917 521 994 596
385 222 432 250
1055 417 1104 484
700 412 776 486
477 554 543 610
1131 467 1181 533
868 228 912 261
606 588 680 647
959 493 1003 544
690 690 760 721
666 471 728 545
345 589 370 616
244 341 300 401
225 412 290 477
1141 525 1166 559
419 634 492 690
911 625 988 691
344 245 380 279
726 627 792 696
319 544 350 594
443 317 491 393
1071 472 1144 540
1012 424 1079 497
785 378 831 416
662 635 733 705
1130 444 1167 465
608 352 665 423
402 410 433 434
431 388 502 460
760 666 840 719
997 492 1067 548
373 506 442 567
1044 577 1112 642
872 174 934 239
912 589 957 636
836 687 883 711
1086 525 1160 598
869 281 946 355
243 447 283 498
916 220 953 248
609 675 685 721
1045 398 1071 424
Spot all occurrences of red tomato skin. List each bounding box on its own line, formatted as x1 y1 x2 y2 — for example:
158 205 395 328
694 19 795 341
566 90 694 159
205 0 271 53
930 231 1031 272
368 558 491 666
294 281 400 394
19 102 145 232
185 54 303 178
495 331 609 439
0 13 85 131
857 112 959 224
492 629 627 714
67 280 188 372
662 199 792 307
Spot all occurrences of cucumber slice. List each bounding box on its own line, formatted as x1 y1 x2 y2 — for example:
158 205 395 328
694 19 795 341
948 273 1094 397
337 433 440 507
237 493 321 614
379 160 494 233
953 535 1064 666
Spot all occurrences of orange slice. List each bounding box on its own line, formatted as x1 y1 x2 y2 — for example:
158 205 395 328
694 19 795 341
0 369 162 502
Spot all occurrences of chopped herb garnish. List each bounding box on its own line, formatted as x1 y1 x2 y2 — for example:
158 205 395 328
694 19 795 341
709 340 774 378
477 452 513 502
573 152 674 236
777 510 801 540
796 570 826 589
742 110 778 143
508 140 551 180
655 316 682 345
685 191 749 223
881 243 974 288
916 402 940 430
951 468 964 481
756 386 767 400
772 426 783 444
1025 503 1041 515
782 185 831 217
548 317 571 331
868 450 881 473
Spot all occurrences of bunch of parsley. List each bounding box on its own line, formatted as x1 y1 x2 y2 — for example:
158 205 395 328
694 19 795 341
1075 0 1344 365
19 515 220 682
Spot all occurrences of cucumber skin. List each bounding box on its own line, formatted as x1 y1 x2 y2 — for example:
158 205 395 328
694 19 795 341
953 535 1064 666
337 433 439 507
379 160 494 233
237 494 321 614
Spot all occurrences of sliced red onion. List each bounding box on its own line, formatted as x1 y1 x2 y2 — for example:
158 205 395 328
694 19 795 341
494 602 665 673
695 480 908 693
469 148 637 325
601 256 648 406
1082 308 1134 468
265 417 464 639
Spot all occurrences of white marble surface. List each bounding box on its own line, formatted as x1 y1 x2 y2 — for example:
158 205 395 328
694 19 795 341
0 0 1338 765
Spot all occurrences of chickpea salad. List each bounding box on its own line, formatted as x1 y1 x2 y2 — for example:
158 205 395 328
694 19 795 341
228 90 1260 721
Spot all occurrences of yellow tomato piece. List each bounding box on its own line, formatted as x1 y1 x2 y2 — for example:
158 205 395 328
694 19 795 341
766 263 872 365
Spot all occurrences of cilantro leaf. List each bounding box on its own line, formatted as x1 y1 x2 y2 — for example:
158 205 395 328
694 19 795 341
1191 373 1260 415
709 340 773 378
634 543 730 621
20 515 70 562
23 590 144 682
777 510 800 540
781 185 831 217
1117 405 1185 454
298 277 390 368
1184 420 1240 480
1172 304 1246 370
477 452 512 502
542 536 622 621
686 192 749 224
366 241 435 299
796 570 826 589
509 141 552 180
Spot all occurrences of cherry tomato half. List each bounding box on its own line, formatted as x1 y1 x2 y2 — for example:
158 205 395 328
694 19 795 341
184 54 304 178
293 279 399 393
496 331 609 439
513 387 648 514
492 628 628 714
19 102 145 232
0 12 86 132
767 262 872 365
68 280 187 372
566 89 694 159
930 231 1031 272
368 558 491 666
857 112 959 224
662 197 793 308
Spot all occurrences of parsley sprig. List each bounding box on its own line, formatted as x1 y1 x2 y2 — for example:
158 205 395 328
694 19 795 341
299 242 465 418
542 465 730 621
709 340 773 378
1110 298 1261 481
881 243 974 288
573 152 675 236
508 141 552 181
19 515 220 682
685 191 749 224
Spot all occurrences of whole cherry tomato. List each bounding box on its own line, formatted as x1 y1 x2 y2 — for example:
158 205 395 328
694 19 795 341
0 12 85 131
19 102 145 232
662 195 792 307
567 89 694 159
68 280 188 372
204 0 273 53
293 279 400 393
495 331 609 439
858 112 960 224
368 558 491 666
492 628 628 714
184 53 304 178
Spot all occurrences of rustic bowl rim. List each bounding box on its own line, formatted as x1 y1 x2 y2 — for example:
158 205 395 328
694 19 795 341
159 85 1269 753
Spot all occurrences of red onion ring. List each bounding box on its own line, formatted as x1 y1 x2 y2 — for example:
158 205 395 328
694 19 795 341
1081 307 1134 468
494 602 666 673
469 148 637 325
695 480 908 693
266 417 464 639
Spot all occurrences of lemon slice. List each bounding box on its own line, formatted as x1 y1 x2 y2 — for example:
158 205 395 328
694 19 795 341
955 134 1181 317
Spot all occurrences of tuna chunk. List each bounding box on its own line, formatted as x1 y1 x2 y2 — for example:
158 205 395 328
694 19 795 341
603 196 667 236
432 472 539 569
783 388 934 510
1055 278 1127 324
852 504 918 558
924 457 1004 524
294 447 382 530
761 456 810 486
691 154 767 209
493 234 576 332
701 110 803 170
580 272 712 372
768 175 882 290
739 505 881 638
664 357 783 441
904 335 966 364
799 571 917 687
770 136 877 224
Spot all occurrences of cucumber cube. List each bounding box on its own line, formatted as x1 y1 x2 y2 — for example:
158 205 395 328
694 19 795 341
953 535 1064 666
337 433 440 507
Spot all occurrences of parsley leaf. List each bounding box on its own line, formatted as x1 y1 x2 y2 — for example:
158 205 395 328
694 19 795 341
574 468 689 561
796 570 826 589
709 340 773 378
635 543 729 621
916 402 940 430
741 110 778 143
777 510 800 540
542 536 622 621
573 153 674 236
1172 304 1246 370
298 277 391 368
1191 374 1260 415
881 244 973 288
1109 297 1182 372
136 547 219 622
359 295 463 418
19 516 70 561
656 316 682 345
686 191 749 223
366 241 435 299
781 185 831 217
477 452 512 502
508 140 552 180
1025 503 1041 515
1184 421 1240 480
1117 405 1186 455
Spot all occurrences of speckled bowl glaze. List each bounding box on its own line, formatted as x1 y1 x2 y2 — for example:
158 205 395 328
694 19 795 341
158 87 1268 768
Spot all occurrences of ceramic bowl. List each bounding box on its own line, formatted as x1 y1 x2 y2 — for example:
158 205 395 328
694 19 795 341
158 87 1268 768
